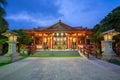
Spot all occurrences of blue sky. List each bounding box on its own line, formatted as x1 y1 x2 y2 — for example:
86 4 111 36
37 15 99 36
5 0 120 30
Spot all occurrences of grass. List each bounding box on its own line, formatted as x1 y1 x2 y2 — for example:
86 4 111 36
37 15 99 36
109 60 120 66
0 51 80 66
19 56 28 60
0 62 10 67
0 56 28 67
0 56 10 67
30 51 81 57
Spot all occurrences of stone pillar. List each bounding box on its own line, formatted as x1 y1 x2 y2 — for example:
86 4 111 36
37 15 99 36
2 31 19 62
101 29 120 61
102 40 116 61
5 41 19 62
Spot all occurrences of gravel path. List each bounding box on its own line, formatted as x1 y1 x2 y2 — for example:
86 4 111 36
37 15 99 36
0 58 120 80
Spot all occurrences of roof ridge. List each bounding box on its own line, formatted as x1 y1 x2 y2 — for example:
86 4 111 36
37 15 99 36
45 21 74 30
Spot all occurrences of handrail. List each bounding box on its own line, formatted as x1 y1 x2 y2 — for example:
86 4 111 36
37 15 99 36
78 47 98 58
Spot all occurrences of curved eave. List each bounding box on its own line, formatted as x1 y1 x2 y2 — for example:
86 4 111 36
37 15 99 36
24 29 92 35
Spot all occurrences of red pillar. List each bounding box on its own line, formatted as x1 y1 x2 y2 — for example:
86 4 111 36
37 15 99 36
76 33 78 49
48 37 51 49
47 37 49 49
51 36 53 49
42 33 44 49
69 37 72 49
67 36 70 49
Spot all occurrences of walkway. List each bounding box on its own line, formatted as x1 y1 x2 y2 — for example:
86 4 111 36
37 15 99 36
0 58 120 80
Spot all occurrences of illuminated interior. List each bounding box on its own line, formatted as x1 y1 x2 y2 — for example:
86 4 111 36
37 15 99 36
24 21 92 50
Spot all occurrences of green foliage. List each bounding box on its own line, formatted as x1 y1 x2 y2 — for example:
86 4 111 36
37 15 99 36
12 30 32 45
0 18 8 33
12 30 32 53
0 0 8 33
91 24 103 43
0 0 7 6
0 62 9 67
0 38 7 44
92 6 120 43
0 34 7 44
100 6 120 32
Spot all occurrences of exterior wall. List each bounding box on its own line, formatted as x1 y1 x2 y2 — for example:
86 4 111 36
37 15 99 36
24 21 92 50
24 31 91 50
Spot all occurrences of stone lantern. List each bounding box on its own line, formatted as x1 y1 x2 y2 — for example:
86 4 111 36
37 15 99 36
2 31 19 62
102 29 120 61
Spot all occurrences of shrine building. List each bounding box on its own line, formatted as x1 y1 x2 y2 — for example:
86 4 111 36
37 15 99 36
24 20 92 50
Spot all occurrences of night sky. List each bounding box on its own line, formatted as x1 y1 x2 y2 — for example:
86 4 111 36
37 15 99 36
5 0 120 30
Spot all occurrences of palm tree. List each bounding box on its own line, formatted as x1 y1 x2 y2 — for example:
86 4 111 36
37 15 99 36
0 0 8 33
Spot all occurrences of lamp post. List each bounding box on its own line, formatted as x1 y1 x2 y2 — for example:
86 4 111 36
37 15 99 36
2 31 19 62
102 29 120 61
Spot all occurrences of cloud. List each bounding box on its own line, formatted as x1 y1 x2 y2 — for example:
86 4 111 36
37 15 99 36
56 0 103 26
8 0 103 28
6 11 60 27
6 12 32 21
6 0 120 30
54 0 116 27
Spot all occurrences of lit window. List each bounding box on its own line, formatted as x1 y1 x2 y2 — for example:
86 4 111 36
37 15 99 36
108 35 112 40
104 35 108 40
61 33 64 36
54 38 56 40
64 37 66 40
57 38 59 41
73 38 76 42
78 34 82 36
61 38 63 41
56 33 59 36
44 38 47 42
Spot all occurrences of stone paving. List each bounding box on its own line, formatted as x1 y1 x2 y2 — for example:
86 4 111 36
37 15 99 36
0 57 120 80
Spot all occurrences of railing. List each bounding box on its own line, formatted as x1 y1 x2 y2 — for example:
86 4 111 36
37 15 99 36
78 47 98 59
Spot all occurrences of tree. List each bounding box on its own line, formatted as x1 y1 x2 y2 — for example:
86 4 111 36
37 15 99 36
92 6 120 42
0 0 8 55
100 6 120 32
0 0 8 50
12 30 32 53
92 6 120 56
91 24 103 43
0 0 8 33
